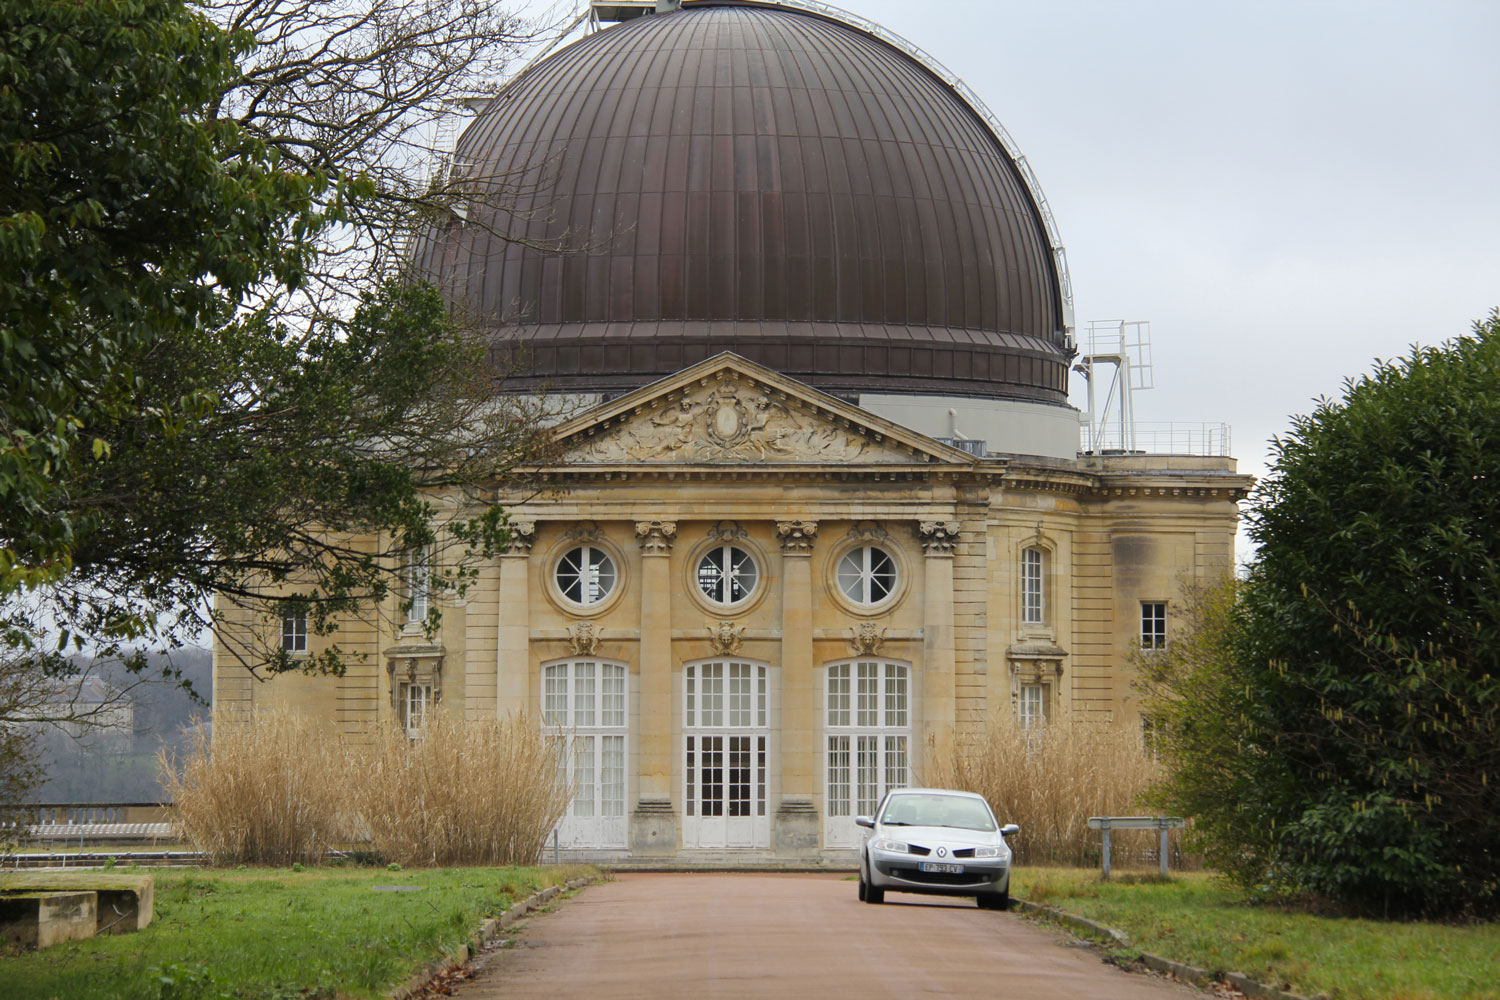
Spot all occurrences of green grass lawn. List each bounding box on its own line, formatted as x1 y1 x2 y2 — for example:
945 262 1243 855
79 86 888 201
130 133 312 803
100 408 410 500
0 864 596 1000
1013 868 1500 1000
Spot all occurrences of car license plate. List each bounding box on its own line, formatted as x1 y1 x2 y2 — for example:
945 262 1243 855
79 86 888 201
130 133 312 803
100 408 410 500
920 862 964 874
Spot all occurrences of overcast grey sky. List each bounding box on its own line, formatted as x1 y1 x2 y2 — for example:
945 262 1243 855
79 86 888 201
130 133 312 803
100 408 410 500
843 0 1499 553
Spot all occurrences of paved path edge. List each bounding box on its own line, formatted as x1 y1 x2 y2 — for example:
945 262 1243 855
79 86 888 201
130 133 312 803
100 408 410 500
1012 897 1316 1000
385 875 599 1000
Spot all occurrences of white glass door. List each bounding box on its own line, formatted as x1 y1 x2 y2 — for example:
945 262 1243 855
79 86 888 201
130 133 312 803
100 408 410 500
683 661 770 849
544 660 628 849
824 660 910 848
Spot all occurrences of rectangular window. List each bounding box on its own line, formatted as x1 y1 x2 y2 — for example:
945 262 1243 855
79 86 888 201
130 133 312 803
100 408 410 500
1141 602 1167 649
1018 683 1045 730
280 612 307 653
407 549 431 623
1021 548 1044 624
826 661 911 822
402 682 432 738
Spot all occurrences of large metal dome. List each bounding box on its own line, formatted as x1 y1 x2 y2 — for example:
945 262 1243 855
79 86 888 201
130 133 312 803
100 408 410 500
424 1 1070 402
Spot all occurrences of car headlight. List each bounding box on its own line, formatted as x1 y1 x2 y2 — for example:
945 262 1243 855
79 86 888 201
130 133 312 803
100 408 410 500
973 846 1003 859
871 838 909 854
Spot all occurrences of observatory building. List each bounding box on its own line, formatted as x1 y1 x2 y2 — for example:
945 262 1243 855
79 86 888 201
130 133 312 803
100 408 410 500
215 0 1249 860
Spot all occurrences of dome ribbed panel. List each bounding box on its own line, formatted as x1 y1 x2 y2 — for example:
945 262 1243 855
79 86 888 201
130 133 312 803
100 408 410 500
423 4 1068 402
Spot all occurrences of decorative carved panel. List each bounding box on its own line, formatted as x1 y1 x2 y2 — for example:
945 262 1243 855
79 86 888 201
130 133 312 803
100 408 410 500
706 621 746 655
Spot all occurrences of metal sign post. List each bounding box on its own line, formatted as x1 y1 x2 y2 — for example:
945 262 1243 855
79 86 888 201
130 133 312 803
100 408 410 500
1087 816 1185 879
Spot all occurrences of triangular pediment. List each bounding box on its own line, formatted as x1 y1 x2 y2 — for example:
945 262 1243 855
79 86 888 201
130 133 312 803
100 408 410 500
551 353 978 467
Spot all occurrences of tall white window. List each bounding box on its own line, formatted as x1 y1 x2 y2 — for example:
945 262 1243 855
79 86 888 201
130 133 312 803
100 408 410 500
280 611 307 653
402 682 432 738
407 549 431 623
1021 547 1045 624
1018 683 1045 730
544 660 628 848
826 660 910 847
1141 602 1168 649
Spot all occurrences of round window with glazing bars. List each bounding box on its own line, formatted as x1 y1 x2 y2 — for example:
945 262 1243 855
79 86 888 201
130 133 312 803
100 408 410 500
696 544 758 606
555 545 617 606
836 546 898 606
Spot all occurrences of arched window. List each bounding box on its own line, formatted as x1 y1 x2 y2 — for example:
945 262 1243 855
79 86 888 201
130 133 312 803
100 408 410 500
543 659 628 848
825 660 910 847
1021 546 1045 625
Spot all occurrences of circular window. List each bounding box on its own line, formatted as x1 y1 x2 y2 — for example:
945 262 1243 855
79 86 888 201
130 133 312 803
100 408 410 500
555 545 617 607
696 545 759 606
836 546 898 606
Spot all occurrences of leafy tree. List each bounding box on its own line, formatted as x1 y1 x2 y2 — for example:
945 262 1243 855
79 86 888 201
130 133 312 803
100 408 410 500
1 0 327 592
1142 312 1500 918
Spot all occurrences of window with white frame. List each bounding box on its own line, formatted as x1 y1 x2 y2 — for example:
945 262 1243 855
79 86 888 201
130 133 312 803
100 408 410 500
543 660 627 829
555 545 617 607
696 544 758 606
1141 601 1168 649
401 682 432 738
280 611 307 653
836 546 898 606
407 549 432 624
1020 547 1045 625
1017 682 1045 729
826 661 910 821
684 661 768 823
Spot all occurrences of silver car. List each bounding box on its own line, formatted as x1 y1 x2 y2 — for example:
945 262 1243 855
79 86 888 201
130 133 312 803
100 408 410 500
855 788 1019 909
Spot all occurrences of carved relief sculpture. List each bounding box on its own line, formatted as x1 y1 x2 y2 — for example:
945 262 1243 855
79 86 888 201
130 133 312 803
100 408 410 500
847 622 888 656
565 379 907 464
567 622 602 657
706 620 746 655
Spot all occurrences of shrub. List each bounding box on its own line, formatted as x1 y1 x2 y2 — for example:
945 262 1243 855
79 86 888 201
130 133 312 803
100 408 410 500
1144 313 1500 918
344 714 569 867
161 710 349 866
922 713 1163 867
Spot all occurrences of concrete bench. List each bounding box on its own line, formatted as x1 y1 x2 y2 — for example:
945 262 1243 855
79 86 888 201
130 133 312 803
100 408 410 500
0 891 98 949
0 872 155 948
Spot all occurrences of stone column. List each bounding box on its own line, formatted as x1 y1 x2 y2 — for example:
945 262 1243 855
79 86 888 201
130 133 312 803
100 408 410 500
917 520 960 761
775 519 819 856
632 519 677 855
495 520 535 720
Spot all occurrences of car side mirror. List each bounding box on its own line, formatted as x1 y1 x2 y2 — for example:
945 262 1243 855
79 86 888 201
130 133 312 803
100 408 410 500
1001 824 1020 837
854 816 875 829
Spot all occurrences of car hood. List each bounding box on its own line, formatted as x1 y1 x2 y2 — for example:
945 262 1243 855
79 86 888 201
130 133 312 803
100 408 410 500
879 825 1001 848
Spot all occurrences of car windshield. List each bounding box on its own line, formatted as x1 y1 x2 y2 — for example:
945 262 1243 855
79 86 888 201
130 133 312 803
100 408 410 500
880 793 996 831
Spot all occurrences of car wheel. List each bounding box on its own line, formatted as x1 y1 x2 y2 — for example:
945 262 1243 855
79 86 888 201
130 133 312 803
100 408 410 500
864 883 885 904
857 874 867 901
978 890 1010 911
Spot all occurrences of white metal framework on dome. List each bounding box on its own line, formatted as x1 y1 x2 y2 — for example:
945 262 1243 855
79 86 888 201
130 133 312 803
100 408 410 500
683 0 1077 337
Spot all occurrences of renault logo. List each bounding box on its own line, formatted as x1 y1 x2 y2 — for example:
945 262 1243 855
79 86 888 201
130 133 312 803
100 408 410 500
936 847 947 858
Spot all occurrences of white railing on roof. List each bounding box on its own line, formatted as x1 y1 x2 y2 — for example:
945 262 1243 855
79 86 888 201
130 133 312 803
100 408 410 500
1081 422 1232 457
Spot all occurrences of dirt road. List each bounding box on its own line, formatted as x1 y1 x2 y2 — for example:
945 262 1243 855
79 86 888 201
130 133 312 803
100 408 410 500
457 873 1200 999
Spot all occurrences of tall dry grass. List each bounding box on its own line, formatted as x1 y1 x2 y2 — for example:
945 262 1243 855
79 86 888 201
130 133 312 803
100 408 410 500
162 711 569 867
160 710 350 867
343 714 570 868
923 713 1171 867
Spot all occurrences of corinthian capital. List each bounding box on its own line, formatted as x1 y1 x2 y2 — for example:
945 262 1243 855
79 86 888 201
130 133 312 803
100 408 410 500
916 520 962 556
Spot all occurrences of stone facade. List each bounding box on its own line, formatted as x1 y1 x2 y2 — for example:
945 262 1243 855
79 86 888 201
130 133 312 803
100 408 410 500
213 353 1249 862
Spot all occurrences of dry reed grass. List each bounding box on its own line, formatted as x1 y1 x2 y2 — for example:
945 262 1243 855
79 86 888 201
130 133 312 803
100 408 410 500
343 713 570 867
923 714 1173 867
160 709 350 867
